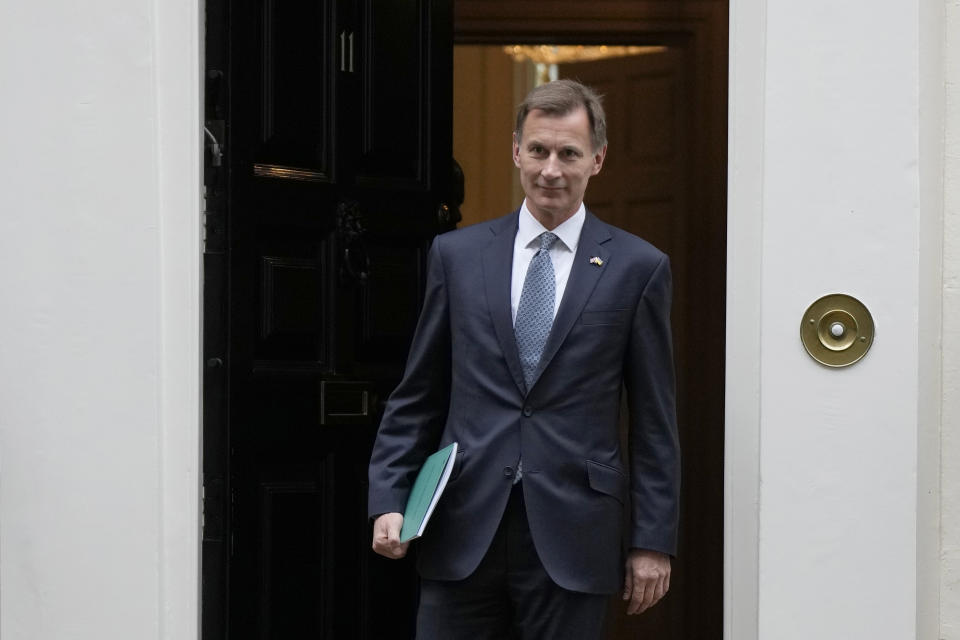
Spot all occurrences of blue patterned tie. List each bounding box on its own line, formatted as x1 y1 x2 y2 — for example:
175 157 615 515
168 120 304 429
515 232 559 390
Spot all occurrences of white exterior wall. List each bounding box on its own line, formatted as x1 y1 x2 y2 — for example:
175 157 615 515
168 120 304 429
941 0 960 635
761 3 921 636
0 1 201 638
727 0 949 638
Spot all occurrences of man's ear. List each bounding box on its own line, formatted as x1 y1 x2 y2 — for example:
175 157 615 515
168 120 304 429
512 132 521 168
591 144 608 175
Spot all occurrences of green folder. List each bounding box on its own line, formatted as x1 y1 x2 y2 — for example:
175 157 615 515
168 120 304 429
400 442 459 542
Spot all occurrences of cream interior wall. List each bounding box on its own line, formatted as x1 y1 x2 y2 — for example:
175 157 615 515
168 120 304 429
941 0 960 634
453 46 517 227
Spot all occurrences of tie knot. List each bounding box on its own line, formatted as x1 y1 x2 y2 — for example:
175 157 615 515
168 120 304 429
538 232 559 252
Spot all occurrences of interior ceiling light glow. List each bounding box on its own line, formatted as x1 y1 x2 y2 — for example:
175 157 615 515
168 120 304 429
503 45 667 64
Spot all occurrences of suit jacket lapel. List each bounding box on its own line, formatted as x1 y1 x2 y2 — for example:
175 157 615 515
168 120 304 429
529 211 612 390
481 210 527 395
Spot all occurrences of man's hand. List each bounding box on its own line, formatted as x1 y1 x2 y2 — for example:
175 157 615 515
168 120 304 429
622 549 671 615
371 512 410 559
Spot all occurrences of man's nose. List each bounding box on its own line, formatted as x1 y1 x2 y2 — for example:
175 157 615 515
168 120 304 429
541 154 562 180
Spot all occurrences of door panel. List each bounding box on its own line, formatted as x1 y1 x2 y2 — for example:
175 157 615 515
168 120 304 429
203 0 452 637
355 0 431 189
255 476 334 638
254 0 336 180
257 249 331 364
355 242 423 363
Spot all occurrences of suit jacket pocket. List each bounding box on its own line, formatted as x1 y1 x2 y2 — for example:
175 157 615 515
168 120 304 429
579 309 628 326
585 460 626 504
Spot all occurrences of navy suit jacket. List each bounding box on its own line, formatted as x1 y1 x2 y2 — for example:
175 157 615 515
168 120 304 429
368 209 680 595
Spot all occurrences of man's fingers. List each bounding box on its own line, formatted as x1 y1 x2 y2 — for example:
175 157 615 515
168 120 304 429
371 513 409 559
641 575 666 613
656 574 668 601
373 534 408 558
624 550 672 615
627 580 648 615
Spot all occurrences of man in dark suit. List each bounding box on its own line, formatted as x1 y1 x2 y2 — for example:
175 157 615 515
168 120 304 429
368 79 680 639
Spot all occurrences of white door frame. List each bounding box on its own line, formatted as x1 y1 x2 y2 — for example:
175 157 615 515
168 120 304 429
724 0 764 636
157 0 203 637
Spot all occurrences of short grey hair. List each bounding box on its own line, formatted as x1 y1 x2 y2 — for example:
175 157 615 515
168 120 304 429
514 79 607 151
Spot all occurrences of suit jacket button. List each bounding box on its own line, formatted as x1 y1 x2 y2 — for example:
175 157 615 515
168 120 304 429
503 467 514 477
523 406 533 417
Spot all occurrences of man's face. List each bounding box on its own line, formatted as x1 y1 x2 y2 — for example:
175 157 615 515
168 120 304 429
512 107 607 227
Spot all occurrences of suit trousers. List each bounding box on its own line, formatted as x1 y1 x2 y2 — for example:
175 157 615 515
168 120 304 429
415 484 609 640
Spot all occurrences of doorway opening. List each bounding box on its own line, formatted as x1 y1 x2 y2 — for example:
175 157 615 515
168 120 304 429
452 26 726 639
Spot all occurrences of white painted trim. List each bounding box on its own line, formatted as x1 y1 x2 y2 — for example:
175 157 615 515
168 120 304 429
154 0 202 637
940 0 960 632
917 0 945 635
724 0 765 637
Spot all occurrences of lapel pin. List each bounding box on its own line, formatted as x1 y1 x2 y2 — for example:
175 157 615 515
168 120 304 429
589 256 604 267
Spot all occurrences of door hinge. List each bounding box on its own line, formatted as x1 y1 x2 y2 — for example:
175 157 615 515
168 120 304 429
201 475 224 542
202 119 226 255
204 120 225 167
203 188 225 255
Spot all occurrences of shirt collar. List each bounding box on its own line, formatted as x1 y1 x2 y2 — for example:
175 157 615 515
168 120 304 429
517 200 586 253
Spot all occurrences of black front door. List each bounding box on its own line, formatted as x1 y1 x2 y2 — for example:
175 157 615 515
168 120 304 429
203 1 453 637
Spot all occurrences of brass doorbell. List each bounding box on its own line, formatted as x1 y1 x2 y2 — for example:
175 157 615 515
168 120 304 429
800 294 874 367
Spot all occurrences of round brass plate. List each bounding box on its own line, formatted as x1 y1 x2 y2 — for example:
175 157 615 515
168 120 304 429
800 294 874 367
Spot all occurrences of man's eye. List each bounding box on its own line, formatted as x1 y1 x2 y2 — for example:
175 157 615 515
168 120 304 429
562 149 580 159
530 146 545 155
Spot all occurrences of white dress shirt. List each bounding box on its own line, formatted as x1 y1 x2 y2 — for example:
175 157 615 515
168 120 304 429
511 201 586 325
